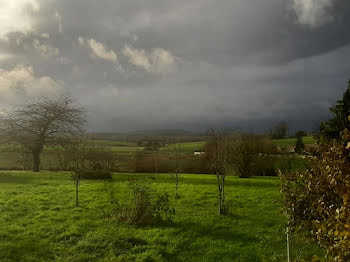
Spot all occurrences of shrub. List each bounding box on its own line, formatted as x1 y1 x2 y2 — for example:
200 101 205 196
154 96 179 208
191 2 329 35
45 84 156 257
295 136 305 154
280 129 350 261
254 157 278 176
115 180 175 225
72 170 112 180
153 192 175 221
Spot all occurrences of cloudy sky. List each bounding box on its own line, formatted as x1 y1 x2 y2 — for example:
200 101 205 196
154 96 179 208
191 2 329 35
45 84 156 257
0 0 349 133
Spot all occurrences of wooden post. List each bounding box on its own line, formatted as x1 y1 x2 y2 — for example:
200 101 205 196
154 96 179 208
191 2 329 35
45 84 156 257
286 226 290 262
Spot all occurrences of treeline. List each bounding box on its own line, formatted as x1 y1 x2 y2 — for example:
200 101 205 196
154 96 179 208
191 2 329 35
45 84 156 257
0 135 308 175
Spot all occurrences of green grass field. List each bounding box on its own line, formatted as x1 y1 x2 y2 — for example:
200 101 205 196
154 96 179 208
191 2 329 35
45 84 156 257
0 171 321 261
272 136 314 147
104 146 144 154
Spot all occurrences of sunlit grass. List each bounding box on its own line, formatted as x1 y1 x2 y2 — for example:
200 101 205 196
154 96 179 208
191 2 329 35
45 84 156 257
0 171 322 261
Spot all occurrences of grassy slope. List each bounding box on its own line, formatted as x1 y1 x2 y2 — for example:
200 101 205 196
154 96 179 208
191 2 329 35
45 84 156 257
0 172 321 261
163 136 315 154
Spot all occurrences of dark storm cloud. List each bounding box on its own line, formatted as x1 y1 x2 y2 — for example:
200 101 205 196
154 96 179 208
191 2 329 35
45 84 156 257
28 0 350 65
0 0 349 132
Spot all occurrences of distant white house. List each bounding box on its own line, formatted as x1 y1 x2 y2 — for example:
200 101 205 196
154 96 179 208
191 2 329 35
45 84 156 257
194 151 205 155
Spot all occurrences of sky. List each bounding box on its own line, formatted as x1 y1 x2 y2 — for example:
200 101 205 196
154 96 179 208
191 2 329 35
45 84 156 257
0 0 349 133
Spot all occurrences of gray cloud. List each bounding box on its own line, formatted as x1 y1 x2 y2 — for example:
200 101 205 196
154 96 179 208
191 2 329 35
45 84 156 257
0 65 62 106
292 0 335 28
0 0 349 132
78 37 118 63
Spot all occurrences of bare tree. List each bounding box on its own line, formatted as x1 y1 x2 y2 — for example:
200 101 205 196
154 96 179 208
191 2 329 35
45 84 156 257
152 150 159 174
58 136 92 171
0 95 86 172
230 134 275 178
170 142 182 198
16 149 32 170
67 136 91 207
73 171 82 207
271 121 288 139
204 130 231 215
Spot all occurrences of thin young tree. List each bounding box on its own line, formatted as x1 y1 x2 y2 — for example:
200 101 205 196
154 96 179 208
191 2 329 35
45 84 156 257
204 130 230 215
173 142 182 198
73 171 82 207
69 137 91 207
0 95 86 172
152 150 159 175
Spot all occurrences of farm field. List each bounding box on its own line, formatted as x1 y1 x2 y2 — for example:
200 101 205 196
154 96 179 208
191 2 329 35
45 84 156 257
272 136 314 147
160 141 205 154
100 136 315 154
0 171 322 261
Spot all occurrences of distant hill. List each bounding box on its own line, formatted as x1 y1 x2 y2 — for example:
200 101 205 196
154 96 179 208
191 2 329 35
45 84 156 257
89 130 207 143
131 129 193 135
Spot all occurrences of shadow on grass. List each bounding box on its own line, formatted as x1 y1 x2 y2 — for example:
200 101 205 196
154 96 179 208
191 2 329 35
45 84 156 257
0 173 33 184
113 174 280 188
155 219 262 261
154 217 258 243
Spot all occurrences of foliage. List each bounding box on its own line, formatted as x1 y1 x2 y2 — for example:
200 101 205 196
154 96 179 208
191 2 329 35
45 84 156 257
57 138 118 171
271 122 288 139
295 130 307 138
85 148 118 171
295 136 305 154
254 157 278 176
153 191 175 221
0 95 86 172
320 80 350 140
204 130 230 215
280 129 350 261
230 134 276 178
115 180 175 225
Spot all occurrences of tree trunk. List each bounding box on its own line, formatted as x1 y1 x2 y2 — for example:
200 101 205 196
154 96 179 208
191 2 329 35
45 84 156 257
217 174 222 215
32 151 41 172
175 174 179 198
216 174 225 215
222 175 225 207
75 181 79 207
218 187 222 215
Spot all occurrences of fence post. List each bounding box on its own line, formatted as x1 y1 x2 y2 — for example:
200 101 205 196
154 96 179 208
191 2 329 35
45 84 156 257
286 226 291 262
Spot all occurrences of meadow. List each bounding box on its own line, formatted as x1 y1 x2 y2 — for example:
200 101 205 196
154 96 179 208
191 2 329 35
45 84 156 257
160 141 205 154
0 171 322 261
271 136 314 147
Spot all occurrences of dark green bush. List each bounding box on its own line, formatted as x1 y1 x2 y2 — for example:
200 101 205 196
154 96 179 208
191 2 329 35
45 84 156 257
254 157 278 176
72 170 112 180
